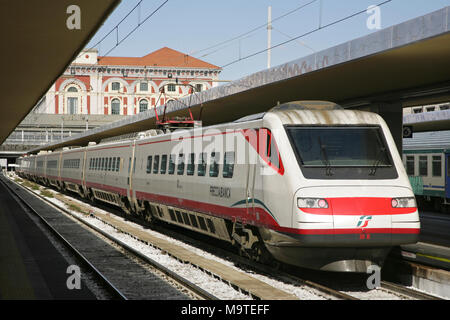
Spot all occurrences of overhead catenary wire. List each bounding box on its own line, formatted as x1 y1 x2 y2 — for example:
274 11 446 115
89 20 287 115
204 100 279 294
220 0 393 69
189 0 319 57
76 0 169 62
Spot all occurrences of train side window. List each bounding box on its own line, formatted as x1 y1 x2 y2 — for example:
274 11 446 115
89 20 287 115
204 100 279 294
96 158 100 170
108 157 112 171
128 157 131 173
153 155 160 174
419 156 428 176
133 157 136 173
406 156 415 176
146 156 153 174
177 153 185 175
432 155 442 177
198 152 206 176
209 152 220 177
112 157 116 172
160 155 167 174
168 154 176 174
187 153 195 176
223 152 235 178
116 157 120 172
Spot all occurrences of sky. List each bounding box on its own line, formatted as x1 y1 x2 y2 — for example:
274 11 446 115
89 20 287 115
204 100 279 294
85 0 450 82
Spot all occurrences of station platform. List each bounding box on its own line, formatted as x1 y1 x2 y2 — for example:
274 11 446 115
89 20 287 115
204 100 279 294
0 180 96 299
398 242 450 271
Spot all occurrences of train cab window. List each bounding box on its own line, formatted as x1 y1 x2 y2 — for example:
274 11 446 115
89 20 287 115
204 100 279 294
419 156 428 176
406 156 415 176
146 156 153 174
177 154 185 175
160 155 167 174
168 154 176 175
187 153 195 176
153 155 160 174
209 152 220 177
223 152 235 178
198 153 206 176
432 156 442 177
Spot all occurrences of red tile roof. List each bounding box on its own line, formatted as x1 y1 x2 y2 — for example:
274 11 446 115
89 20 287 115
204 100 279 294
98 47 220 69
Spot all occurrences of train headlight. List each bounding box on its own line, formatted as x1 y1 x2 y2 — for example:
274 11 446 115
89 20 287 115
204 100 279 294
391 197 416 208
297 198 329 209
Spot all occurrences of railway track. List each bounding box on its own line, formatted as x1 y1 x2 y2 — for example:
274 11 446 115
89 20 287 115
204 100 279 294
7 174 445 300
1 175 214 300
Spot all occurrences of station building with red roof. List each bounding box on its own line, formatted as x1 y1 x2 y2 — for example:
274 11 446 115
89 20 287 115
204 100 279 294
37 47 221 116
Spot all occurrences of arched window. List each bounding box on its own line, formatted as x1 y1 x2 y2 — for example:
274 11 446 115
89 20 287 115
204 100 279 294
66 86 79 114
111 99 120 115
139 99 148 113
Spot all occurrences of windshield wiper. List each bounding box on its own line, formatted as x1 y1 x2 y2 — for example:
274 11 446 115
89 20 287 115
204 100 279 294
318 137 333 176
369 147 386 176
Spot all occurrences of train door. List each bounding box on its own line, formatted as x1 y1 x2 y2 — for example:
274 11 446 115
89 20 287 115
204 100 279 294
446 152 450 199
127 143 136 202
246 140 257 216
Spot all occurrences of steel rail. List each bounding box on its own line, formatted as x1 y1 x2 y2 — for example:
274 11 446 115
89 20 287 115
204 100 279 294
5 176 217 300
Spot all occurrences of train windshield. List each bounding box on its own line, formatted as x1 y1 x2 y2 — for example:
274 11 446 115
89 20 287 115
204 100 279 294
286 126 393 168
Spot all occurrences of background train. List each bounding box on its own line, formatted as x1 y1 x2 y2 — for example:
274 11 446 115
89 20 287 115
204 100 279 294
17 101 420 273
402 130 450 213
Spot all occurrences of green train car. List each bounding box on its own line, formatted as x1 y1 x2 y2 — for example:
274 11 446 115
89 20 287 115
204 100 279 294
402 148 450 213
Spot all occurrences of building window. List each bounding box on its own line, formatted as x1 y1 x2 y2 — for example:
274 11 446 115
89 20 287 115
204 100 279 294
406 156 415 176
419 156 428 176
140 82 148 92
167 84 176 92
111 99 120 115
111 82 120 91
67 97 78 114
67 86 78 92
432 155 442 177
139 99 148 113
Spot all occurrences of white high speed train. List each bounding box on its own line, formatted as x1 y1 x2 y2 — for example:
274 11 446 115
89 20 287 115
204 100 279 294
17 101 420 272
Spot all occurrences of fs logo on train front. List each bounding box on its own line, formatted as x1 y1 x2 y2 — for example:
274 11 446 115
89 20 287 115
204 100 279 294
357 216 372 239
357 215 372 228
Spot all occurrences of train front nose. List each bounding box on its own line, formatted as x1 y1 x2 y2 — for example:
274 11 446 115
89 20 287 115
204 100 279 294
294 186 420 246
